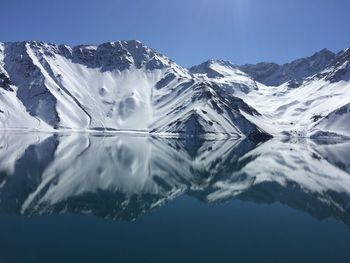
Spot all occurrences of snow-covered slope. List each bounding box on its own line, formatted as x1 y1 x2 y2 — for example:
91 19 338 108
267 48 350 138
189 48 350 138
189 59 258 95
1 40 350 138
0 40 269 138
234 76 350 138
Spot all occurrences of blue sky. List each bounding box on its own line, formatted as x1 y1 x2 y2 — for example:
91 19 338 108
1 0 350 67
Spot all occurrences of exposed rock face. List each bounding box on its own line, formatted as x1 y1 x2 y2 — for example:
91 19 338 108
239 49 336 87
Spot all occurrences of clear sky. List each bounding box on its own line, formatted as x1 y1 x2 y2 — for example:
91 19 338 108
1 0 350 67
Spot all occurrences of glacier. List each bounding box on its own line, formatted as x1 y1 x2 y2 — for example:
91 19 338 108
0 40 350 138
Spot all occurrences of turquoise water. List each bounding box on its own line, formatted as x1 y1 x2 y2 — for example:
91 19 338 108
0 133 349 262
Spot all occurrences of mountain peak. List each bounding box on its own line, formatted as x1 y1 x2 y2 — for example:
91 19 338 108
189 59 238 78
308 48 335 62
314 48 333 55
207 59 235 67
320 46 350 83
192 59 236 68
93 39 148 50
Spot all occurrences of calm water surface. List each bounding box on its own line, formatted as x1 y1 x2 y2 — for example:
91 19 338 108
0 133 350 263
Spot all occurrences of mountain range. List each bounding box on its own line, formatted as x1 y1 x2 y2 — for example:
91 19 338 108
0 40 350 138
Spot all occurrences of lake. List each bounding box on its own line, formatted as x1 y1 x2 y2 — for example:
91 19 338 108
0 133 350 262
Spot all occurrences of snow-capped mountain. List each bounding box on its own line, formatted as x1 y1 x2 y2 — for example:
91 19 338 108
0 40 269 138
189 48 350 138
239 48 336 87
272 49 350 138
0 40 350 138
1 133 350 224
189 59 259 94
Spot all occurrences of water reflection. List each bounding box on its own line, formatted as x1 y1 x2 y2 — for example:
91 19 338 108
0 133 350 225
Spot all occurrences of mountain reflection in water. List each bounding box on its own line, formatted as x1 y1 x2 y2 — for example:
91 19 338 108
0 132 350 225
